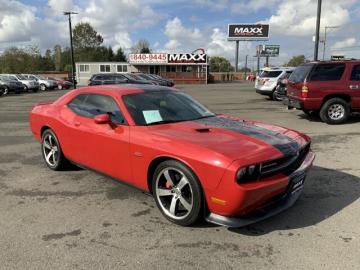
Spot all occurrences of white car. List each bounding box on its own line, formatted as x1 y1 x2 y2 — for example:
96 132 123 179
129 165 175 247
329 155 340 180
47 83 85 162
22 74 57 91
255 67 294 99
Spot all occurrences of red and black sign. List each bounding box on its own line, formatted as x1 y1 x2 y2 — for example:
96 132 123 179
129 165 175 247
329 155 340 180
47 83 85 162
168 53 207 64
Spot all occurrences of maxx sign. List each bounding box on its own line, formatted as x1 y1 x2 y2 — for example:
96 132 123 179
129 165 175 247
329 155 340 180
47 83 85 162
128 53 207 65
228 24 270 41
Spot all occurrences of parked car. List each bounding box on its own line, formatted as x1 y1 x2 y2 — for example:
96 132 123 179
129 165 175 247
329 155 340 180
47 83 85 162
22 74 57 91
0 75 26 94
133 73 171 87
255 67 295 99
285 60 360 124
146 74 175 87
46 77 73 90
88 73 151 86
29 84 314 227
0 84 5 96
2 74 39 92
273 71 293 101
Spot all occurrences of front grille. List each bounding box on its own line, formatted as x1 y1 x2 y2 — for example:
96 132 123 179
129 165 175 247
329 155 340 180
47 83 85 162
261 143 310 178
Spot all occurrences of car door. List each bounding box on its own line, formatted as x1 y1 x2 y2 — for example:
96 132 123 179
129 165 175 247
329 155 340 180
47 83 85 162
65 93 132 182
347 63 360 108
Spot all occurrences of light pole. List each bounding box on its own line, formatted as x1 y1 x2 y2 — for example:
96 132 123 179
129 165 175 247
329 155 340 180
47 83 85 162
322 26 340 60
64 11 78 88
314 0 322 61
244 54 248 80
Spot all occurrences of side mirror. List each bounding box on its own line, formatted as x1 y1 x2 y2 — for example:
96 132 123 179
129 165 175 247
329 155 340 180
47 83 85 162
94 114 111 124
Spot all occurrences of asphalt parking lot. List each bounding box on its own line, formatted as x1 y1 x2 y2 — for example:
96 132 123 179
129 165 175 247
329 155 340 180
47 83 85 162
0 82 359 270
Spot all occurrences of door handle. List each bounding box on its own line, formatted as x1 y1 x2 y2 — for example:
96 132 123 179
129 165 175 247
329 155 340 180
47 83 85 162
349 84 359 89
74 122 81 127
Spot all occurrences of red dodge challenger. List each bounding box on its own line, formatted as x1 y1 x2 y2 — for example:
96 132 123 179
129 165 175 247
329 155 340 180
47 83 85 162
29 85 315 227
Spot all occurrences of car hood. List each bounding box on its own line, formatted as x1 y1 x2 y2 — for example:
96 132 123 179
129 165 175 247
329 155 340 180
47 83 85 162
147 115 310 162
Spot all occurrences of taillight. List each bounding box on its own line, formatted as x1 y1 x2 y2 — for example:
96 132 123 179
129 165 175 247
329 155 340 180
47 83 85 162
301 85 309 98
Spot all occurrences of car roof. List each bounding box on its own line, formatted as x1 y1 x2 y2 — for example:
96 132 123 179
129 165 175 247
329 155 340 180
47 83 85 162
74 84 177 96
306 60 360 65
261 67 295 71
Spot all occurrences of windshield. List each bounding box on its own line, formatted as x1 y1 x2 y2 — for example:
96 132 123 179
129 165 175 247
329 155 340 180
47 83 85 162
16 74 27 80
36 75 46 80
122 91 215 125
0 75 10 81
138 74 152 80
289 64 314 83
259 71 283 78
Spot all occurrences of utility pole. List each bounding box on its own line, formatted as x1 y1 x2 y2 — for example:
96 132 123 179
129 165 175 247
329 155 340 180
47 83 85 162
265 55 269 67
244 55 248 80
322 26 340 60
314 0 322 61
235 40 239 72
64 11 78 88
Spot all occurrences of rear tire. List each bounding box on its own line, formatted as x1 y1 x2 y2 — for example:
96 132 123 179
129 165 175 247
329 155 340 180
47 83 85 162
152 160 203 226
320 98 350 124
41 129 69 170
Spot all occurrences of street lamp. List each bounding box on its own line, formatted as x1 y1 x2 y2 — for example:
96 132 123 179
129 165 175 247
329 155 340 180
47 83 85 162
64 11 78 88
313 0 322 61
321 26 340 60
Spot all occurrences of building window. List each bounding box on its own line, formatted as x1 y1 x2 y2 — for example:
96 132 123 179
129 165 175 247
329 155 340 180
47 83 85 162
100 64 111 73
166 66 176 72
79 64 90 72
117 65 128 73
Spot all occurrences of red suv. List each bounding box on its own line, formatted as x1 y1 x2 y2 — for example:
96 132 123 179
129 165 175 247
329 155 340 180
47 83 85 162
286 60 360 124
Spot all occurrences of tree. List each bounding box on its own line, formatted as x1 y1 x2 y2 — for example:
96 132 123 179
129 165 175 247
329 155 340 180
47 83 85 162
285 55 306 67
209 56 234 72
131 39 151 53
53 45 62 71
114 47 127 62
0 45 41 73
73 22 103 50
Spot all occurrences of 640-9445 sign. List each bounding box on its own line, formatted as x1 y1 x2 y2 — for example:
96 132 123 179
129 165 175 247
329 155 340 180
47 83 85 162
228 24 270 41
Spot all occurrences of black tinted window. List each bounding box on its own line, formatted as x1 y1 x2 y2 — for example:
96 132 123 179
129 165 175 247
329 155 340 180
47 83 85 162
289 64 313 83
68 94 125 124
260 71 282 78
350 65 360 80
309 64 345 81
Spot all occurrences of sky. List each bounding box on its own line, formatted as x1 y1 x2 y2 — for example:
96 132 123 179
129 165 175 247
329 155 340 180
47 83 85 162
1 0 360 68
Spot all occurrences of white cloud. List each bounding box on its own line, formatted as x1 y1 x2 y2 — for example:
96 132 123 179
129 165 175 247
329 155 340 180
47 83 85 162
332 37 357 49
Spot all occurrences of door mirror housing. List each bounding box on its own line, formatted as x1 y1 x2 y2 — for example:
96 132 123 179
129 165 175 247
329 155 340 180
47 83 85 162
94 114 111 124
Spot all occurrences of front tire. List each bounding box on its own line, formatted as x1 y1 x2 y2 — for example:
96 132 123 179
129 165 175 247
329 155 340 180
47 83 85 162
320 98 350 124
40 84 47 91
41 129 68 170
3 86 9 95
152 160 203 226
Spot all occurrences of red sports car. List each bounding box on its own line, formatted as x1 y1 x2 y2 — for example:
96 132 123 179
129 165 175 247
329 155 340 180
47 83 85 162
29 85 315 227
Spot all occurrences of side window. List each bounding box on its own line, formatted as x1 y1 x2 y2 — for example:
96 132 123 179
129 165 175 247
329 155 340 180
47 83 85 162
114 74 127 82
350 65 360 81
68 94 126 125
309 64 345 81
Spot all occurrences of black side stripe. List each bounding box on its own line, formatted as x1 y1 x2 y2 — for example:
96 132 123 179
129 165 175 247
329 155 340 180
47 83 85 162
194 116 300 156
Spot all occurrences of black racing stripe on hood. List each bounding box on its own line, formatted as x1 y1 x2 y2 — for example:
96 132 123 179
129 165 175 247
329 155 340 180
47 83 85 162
194 116 300 156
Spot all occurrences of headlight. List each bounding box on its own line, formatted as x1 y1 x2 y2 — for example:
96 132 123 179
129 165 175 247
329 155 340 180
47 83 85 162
236 164 261 183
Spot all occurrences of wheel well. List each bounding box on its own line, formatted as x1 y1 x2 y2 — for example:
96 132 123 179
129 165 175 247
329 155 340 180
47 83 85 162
40 126 51 137
147 157 182 194
322 94 351 105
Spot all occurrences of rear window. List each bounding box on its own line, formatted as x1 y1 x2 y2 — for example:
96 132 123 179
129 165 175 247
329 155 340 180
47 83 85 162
289 64 314 83
308 64 345 81
259 71 282 78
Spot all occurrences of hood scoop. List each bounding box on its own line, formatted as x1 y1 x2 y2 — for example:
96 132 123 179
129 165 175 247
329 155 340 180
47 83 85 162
195 128 211 133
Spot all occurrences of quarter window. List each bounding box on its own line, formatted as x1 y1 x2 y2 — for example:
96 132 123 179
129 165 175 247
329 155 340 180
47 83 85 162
350 65 360 81
100 64 111 73
309 64 345 81
67 94 126 125
79 64 90 72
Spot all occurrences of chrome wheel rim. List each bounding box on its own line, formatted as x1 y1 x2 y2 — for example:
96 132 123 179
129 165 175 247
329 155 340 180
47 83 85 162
40 84 46 91
42 134 59 167
328 104 345 120
58 85 62 90
3 87 8 95
155 167 193 220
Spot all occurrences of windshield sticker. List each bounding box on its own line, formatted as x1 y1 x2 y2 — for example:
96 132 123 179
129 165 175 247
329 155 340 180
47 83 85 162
143 110 163 124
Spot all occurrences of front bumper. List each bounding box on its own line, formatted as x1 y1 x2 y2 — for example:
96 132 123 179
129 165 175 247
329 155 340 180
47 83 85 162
205 151 315 227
